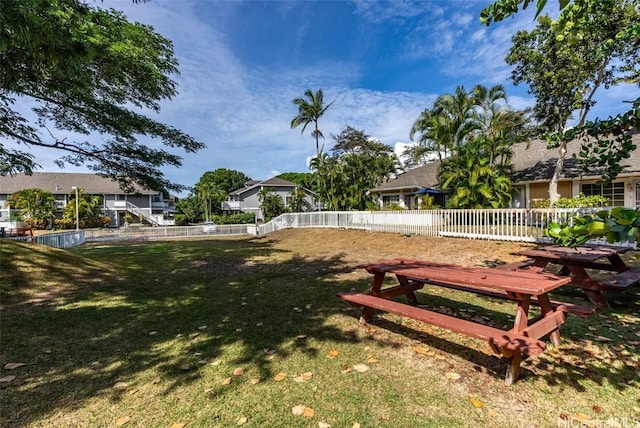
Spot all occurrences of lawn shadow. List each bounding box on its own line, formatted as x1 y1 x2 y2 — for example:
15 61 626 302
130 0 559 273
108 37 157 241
1 237 367 426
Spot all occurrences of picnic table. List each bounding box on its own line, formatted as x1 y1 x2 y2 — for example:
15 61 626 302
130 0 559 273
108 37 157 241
515 245 640 307
338 259 593 384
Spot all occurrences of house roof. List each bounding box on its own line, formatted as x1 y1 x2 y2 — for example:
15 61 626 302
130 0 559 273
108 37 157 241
228 177 304 196
512 133 640 182
371 133 640 193
0 172 158 195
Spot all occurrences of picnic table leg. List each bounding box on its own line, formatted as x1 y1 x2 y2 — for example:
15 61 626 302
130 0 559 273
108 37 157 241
504 352 522 385
565 265 610 308
360 272 386 323
536 294 561 347
529 259 548 274
395 274 419 305
512 295 531 333
607 254 628 273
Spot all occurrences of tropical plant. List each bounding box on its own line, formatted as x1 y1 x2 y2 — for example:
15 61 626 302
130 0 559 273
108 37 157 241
58 189 109 229
290 89 335 155
287 187 309 213
257 187 285 221
5 188 55 229
0 0 204 191
438 137 513 209
546 207 640 247
532 193 610 208
175 195 203 224
310 127 399 211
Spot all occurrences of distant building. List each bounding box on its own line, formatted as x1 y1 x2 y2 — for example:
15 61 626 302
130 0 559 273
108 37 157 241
0 172 177 227
222 177 316 221
370 135 640 209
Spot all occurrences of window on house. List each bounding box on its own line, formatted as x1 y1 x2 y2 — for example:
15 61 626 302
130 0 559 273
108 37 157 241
580 182 625 206
382 195 399 206
403 195 412 209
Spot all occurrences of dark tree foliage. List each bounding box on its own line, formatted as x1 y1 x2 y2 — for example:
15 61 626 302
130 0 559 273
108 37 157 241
1 0 205 192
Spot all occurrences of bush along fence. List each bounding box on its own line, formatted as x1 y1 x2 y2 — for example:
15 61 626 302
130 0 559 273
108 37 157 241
6 208 639 249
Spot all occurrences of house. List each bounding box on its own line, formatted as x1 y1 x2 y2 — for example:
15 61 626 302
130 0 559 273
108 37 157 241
370 133 640 209
221 177 316 220
0 172 176 227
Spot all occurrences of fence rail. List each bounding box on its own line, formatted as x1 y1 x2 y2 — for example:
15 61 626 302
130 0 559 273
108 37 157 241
258 208 636 248
6 208 636 249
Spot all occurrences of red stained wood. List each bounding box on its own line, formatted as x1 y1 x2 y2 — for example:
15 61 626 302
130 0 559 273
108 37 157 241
337 291 546 355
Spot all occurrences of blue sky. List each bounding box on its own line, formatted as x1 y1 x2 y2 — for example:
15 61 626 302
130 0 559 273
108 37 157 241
26 0 640 195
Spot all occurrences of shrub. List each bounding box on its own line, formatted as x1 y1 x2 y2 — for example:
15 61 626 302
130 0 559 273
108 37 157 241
534 193 610 208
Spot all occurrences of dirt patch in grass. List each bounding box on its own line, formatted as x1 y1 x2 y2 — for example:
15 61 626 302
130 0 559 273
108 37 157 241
252 227 534 265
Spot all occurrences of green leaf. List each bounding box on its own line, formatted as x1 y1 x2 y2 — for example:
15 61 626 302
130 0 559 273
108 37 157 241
587 221 610 236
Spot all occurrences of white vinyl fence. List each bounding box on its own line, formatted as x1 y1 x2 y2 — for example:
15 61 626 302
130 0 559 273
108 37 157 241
7 208 635 249
258 208 634 246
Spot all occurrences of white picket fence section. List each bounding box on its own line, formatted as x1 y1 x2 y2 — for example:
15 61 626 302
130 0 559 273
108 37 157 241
7 208 635 249
258 208 592 243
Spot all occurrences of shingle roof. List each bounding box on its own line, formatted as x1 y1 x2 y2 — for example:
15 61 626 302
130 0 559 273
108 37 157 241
512 134 640 182
228 177 300 196
371 133 640 192
0 172 158 195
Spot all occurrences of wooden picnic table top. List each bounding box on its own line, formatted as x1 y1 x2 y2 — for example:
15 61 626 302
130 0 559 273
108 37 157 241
519 244 633 263
361 259 572 296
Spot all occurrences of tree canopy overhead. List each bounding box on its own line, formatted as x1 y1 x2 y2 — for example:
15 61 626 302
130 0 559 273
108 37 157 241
1 0 205 192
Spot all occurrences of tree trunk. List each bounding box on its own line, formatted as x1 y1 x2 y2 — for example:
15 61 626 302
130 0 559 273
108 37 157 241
548 141 567 205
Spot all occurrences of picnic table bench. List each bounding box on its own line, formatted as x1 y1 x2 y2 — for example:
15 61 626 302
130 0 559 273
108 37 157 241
338 259 592 385
515 245 640 307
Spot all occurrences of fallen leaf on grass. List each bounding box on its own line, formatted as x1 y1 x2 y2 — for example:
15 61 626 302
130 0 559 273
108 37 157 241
291 405 315 418
352 423 361 428
167 424 187 428
127 388 139 395
469 398 484 408
233 368 244 376
294 372 313 382
592 405 602 413
366 357 379 364
445 372 461 381
3 363 26 370
327 349 339 358
596 336 613 342
318 422 331 428
116 416 131 426
0 375 16 383
274 372 287 381
113 382 129 390
353 364 369 373
412 346 430 355
221 377 232 385
340 365 352 374
571 413 591 422
237 416 248 425
152 377 161 384
250 378 261 385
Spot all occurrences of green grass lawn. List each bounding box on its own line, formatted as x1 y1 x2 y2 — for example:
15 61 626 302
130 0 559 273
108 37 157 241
1 231 639 427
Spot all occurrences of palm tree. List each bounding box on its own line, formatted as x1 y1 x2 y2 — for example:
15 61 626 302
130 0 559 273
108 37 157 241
6 188 55 228
290 89 335 156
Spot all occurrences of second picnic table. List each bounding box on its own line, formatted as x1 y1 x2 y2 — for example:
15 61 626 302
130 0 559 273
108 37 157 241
338 259 593 384
516 244 640 307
